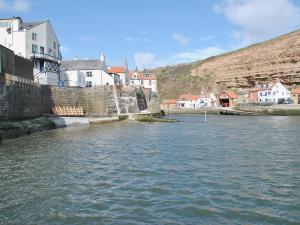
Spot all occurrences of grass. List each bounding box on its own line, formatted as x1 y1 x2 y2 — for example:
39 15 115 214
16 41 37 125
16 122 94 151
262 109 300 116
137 115 177 123
118 115 129 121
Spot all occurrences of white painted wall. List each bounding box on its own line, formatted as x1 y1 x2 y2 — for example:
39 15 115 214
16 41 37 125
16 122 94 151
258 82 290 103
61 70 85 87
0 18 61 86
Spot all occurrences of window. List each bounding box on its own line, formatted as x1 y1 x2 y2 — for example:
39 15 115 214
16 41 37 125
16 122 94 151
131 81 134 84
40 46 44 54
86 81 92 87
32 44 38 53
48 48 52 55
149 80 152 85
86 72 93 77
141 80 144 85
53 41 56 49
0 21 12 27
32 33 37 41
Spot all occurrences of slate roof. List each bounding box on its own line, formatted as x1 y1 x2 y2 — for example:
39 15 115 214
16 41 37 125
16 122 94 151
20 21 44 30
60 60 101 71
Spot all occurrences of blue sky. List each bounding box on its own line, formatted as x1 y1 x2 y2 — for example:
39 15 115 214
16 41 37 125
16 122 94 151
1 0 300 69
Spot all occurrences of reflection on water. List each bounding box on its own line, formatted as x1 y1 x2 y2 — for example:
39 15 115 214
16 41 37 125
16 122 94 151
0 115 300 224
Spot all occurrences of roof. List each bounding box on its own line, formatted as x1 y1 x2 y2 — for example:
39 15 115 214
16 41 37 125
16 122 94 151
162 99 177 104
220 91 237 99
107 67 124 74
61 60 101 71
178 94 200 101
291 87 300 94
20 21 45 30
129 71 157 80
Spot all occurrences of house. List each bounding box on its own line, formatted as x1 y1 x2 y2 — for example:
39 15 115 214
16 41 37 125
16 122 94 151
129 71 157 92
291 87 300 104
257 82 290 103
107 60 129 85
160 99 177 110
0 17 61 85
218 91 237 107
60 53 115 87
177 94 201 108
198 93 218 107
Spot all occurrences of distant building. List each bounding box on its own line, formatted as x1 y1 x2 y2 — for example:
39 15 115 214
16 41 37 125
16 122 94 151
107 60 129 85
0 17 61 85
129 71 157 92
161 99 177 110
60 53 115 87
257 82 290 103
218 91 237 107
291 87 300 104
177 94 200 108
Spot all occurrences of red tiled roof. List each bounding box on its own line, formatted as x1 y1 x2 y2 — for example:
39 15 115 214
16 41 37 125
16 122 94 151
220 91 237 99
178 94 200 101
291 87 300 94
162 99 177 104
107 67 125 74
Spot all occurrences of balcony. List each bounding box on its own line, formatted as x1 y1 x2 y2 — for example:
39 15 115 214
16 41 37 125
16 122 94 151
30 52 61 64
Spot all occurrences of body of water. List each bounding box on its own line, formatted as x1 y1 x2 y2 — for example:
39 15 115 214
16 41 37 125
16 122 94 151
0 115 299 224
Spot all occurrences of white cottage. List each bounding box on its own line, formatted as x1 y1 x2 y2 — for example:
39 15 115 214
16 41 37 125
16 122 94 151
129 71 157 92
60 53 115 87
257 82 290 103
0 17 62 85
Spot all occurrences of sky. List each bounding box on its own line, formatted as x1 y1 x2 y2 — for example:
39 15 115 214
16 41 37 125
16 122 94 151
1 0 300 69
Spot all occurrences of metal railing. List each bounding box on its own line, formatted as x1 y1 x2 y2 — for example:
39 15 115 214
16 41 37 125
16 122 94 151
30 52 61 64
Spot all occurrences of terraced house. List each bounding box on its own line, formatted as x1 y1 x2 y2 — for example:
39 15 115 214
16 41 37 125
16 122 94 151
0 16 62 85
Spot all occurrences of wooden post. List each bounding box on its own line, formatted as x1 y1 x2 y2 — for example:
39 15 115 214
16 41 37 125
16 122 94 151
204 111 207 123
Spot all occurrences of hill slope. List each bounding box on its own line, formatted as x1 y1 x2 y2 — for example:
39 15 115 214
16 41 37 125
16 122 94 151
153 29 300 100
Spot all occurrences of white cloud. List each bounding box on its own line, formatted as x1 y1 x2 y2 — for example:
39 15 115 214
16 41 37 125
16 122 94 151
200 35 212 41
0 0 30 12
77 35 95 43
134 52 166 69
214 0 300 47
134 47 226 69
126 37 151 43
171 47 225 64
172 33 191 46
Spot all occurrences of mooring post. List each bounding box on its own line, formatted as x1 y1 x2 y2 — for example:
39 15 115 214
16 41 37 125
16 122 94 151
204 111 207 123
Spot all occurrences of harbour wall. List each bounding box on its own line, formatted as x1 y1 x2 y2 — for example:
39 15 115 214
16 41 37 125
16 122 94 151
0 83 155 121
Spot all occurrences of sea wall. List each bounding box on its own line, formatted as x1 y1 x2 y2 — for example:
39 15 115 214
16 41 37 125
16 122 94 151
1 83 152 121
0 83 44 121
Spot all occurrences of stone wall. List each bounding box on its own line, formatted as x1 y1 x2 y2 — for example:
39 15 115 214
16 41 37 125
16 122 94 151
0 83 44 121
1 84 153 121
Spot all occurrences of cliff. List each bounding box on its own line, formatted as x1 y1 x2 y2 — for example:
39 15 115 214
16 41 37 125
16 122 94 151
153 29 300 100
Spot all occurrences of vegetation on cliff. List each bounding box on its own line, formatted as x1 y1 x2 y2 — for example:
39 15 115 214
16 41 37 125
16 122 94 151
151 29 300 101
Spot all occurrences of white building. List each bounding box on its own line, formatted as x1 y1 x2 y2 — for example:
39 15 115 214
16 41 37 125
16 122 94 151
107 60 129 85
60 53 115 87
177 93 217 108
129 71 157 92
257 82 290 103
0 17 62 85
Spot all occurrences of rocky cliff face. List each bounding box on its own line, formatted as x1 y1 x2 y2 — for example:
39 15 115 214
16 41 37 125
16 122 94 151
154 29 300 100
